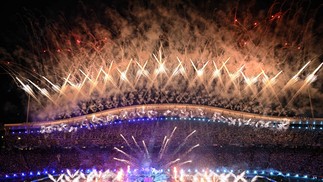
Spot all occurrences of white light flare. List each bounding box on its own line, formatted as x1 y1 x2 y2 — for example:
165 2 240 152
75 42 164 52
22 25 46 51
28 79 56 104
153 52 167 75
120 71 127 81
155 63 167 75
306 62 323 83
213 69 221 78
284 61 311 89
172 57 186 77
16 77 38 101
191 60 209 78
136 61 149 78
226 65 244 81
262 70 282 86
42 76 61 93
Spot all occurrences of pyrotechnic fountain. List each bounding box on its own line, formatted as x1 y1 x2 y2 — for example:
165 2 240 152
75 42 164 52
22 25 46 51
114 127 199 169
47 168 276 182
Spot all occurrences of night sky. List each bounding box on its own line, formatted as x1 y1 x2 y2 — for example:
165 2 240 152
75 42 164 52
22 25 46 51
0 0 104 124
0 0 322 125
0 0 79 124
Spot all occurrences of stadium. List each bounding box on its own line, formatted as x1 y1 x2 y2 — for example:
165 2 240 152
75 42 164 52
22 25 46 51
0 0 322 181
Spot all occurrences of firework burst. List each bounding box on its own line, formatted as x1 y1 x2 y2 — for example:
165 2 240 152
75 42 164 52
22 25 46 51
114 127 199 169
0 0 322 120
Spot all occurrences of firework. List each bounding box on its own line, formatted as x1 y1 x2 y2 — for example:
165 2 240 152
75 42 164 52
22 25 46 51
114 127 199 169
1 1 322 119
46 168 277 182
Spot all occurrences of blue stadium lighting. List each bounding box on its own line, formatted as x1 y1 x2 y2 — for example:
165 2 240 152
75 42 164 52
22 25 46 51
30 172 33 176
1 168 323 181
52 170 55 174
